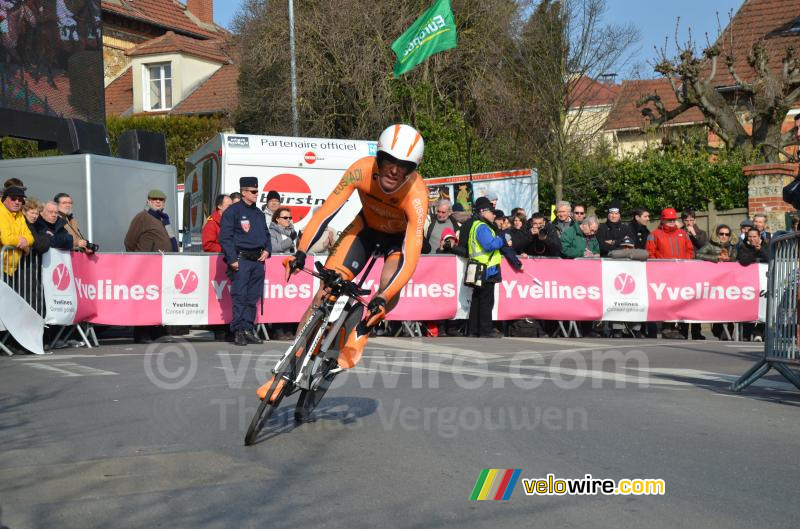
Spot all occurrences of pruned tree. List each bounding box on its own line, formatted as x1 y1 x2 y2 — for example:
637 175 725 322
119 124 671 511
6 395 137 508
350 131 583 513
511 0 638 202
638 7 800 161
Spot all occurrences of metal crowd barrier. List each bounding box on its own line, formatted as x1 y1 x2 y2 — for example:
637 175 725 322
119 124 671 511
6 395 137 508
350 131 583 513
1 245 44 355
1 245 45 316
731 233 800 392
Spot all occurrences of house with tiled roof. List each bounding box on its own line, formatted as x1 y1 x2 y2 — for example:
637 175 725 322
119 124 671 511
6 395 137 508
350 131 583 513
602 78 706 156
102 0 238 118
602 0 800 157
566 76 620 144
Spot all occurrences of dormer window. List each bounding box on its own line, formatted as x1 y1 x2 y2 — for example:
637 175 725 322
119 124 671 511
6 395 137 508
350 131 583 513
144 62 172 111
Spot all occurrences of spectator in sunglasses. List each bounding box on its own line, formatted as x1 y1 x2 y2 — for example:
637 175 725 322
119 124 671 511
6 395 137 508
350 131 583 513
697 224 737 263
269 207 298 254
0 186 34 279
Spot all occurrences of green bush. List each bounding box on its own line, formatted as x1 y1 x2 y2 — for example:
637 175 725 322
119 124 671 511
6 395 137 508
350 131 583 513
562 144 749 214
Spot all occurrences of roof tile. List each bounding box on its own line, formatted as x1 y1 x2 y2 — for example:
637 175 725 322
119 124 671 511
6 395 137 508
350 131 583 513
101 0 226 39
171 63 238 115
105 68 133 116
568 76 620 109
602 78 705 131
126 31 231 63
704 0 800 87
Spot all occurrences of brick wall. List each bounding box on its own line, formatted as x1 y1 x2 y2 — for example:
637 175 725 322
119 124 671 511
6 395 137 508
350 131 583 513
744 163 799 231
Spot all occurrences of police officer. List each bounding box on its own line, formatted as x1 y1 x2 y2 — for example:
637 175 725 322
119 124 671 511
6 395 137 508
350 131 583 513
220 177 272 346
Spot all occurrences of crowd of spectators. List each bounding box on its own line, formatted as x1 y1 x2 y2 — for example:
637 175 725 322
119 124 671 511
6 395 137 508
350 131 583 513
420 197 781 341
0 178 786 348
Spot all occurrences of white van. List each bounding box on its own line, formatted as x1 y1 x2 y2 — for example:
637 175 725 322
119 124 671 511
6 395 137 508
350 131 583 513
183 133 376 251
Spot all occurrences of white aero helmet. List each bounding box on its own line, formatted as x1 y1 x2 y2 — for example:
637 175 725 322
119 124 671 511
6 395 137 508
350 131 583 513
377 124 424 167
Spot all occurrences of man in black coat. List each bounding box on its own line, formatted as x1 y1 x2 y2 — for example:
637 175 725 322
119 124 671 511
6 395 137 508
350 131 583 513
34 201 74 250
596 199 634 256
629 208 650 249
515 212 561 257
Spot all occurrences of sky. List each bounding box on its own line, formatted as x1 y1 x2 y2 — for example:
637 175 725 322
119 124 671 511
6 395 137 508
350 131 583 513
214 0 744 80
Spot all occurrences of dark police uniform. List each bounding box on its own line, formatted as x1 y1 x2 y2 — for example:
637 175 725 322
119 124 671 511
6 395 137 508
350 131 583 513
220 177 272 344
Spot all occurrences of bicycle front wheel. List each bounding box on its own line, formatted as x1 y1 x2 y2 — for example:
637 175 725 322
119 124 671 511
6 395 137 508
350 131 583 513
244 310 326 446
244 374 289 446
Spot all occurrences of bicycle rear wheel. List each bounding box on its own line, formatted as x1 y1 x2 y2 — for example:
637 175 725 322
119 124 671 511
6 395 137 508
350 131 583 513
295 305 358 422
295 357 339 422
244 311 326 446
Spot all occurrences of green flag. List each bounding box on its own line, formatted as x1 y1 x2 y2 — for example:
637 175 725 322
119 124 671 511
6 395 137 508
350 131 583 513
391 0 457 77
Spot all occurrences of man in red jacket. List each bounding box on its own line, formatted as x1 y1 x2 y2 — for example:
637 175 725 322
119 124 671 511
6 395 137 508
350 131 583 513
647 207 694 340
646 207 694 259
202 194 232 252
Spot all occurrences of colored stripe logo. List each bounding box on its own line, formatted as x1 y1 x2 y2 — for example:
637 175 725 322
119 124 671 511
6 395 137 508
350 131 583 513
470 469 522 500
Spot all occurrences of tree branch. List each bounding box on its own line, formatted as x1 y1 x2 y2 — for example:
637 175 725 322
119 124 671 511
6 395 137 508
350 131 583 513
637 94 691 127
725 54 753 91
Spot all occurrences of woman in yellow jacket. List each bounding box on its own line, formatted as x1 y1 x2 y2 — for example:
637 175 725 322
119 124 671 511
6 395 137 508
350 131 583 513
0 186 34 278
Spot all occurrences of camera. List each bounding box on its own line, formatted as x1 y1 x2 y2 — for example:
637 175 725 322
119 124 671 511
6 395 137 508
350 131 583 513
85 242 99 252
443 238 453 250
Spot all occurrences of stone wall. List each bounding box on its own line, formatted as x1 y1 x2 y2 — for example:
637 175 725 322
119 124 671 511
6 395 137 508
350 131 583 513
744 163 799 231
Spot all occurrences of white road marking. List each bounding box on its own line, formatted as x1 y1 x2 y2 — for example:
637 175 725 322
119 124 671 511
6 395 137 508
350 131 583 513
23 362 118 377
627 367 797 392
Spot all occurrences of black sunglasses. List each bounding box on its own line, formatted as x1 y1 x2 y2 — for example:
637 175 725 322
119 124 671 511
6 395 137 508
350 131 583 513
278 216 292 220
718 232 731 236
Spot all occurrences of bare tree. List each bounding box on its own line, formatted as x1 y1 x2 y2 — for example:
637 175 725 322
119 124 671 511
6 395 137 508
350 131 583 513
638 8 800 161
512 0 638 202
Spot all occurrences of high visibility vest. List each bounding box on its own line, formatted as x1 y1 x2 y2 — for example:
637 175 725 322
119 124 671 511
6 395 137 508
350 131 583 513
468 220 502 267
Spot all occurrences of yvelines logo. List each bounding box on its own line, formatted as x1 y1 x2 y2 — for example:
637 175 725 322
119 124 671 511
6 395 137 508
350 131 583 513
260 173 324 223
173 269 199 295
75 278 159 301
503 280 601 300
649 282 757 301
52 264 71 291
614 273 636 295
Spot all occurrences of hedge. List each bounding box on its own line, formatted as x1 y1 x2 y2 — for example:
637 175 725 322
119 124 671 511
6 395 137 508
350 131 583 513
1 115 227 183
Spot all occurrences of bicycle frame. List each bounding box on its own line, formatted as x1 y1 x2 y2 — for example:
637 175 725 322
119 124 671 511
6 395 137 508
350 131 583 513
269 254 380 392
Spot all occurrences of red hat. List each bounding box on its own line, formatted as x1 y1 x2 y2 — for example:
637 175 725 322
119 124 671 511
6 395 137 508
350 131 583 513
441 227 457 242
660 207 678 220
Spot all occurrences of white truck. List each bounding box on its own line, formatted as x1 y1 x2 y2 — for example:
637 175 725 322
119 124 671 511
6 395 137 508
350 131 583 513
182 133 376 250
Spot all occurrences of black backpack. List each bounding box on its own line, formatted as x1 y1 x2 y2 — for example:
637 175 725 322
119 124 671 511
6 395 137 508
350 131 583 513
782 177 800 209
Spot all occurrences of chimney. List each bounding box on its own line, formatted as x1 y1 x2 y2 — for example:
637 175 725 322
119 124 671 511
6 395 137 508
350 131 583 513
187 0 214 25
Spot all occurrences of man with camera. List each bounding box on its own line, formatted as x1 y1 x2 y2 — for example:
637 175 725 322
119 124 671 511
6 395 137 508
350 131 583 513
515 212 561 257
54 192 94 253
423 199 459 254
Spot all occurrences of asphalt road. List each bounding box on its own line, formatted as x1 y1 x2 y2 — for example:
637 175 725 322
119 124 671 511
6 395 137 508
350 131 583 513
1 334 799 529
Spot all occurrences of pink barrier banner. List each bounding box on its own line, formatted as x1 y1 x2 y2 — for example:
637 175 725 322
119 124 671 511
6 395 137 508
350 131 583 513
40 252 767 325
71 253 162 325
497 259 604 320
361 256 459 321
645 261 763 322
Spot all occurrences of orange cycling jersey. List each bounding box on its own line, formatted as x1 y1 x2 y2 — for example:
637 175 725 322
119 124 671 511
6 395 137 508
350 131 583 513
297 156 429 301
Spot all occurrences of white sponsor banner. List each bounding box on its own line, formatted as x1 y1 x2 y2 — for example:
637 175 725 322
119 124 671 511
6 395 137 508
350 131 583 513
0 281 45 355
758 263 768 322
454 258 472 320
41 250 78 325
601 260 649 322
161 254 210 325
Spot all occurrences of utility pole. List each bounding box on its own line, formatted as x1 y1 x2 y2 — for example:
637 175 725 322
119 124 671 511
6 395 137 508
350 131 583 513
288 0 299 136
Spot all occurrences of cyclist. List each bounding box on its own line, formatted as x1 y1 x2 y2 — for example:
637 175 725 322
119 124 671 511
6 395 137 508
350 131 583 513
256 124 428 400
